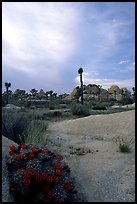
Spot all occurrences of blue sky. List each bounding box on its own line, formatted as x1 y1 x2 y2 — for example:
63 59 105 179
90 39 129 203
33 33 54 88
2 2 135 94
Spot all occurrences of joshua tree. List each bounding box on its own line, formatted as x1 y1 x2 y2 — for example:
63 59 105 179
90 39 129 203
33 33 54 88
45 92 49 100
132 87 135 96
53 93 57 100
78 67 84 105
5 82 11 104
49 90 53 101
14 89 26 108
30 88 38 99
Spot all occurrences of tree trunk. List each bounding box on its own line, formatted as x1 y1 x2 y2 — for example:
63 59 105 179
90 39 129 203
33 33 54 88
80 74 83 105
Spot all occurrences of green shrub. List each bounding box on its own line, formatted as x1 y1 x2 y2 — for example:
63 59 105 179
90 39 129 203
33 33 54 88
92 102 107 110
115 137 134 153
2 110 30 144
70 103 90 117
119 143 131 153
119 97 134 105
49 101 56 110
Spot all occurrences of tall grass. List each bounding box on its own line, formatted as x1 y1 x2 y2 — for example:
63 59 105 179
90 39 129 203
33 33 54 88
2 109 48 144
24 120 48 144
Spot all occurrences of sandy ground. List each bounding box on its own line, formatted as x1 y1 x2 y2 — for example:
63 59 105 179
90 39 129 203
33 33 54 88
46 110 135 202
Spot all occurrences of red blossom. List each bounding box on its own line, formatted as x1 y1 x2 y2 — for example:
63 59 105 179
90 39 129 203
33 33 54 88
17 154 24 161
28 153 35 159
43 148 49 153
42 172 48 179
24 168 35 177
35 173 42 181
55 169 61 175
55 162 62 169
57 154 63 160
23 178 31 186
47 175 53 183
10 145 16 151
65 182 72 191
55 198 62 202
47 191 54 198
32 147 39 153
9 151 15 156
43 185 50 192
21 144 27 149
26 151 30 155
53 175 59 183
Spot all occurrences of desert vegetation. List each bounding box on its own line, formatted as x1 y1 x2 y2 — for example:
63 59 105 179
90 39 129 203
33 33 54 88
2 74 135 145
2 70 135 202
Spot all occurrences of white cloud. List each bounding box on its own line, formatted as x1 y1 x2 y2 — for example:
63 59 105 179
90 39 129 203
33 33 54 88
2 2 80 75
75 72 135 91
119 60 130 64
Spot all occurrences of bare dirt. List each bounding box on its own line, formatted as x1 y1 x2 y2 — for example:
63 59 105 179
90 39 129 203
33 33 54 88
46 110 135 202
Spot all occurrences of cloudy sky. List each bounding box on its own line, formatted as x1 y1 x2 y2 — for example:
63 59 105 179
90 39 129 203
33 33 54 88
2 2 135 94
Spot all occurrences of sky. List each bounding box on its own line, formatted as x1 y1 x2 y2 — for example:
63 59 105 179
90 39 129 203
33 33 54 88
2 2 135 94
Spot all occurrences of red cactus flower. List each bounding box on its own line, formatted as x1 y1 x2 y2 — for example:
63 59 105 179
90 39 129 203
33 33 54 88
65 182 72 191
57 154 63 160
24 168 35 177
53 175 59 183
47 191 54 198
26 151 30 155
17 154 24 161
43 185 50 192
21 144 27 149
55 198 62 202
55 162 62 169
47 175 53 183
35 173 42 181
28 153 35 159
42 172 48 179
55 169 61 175
23 178 31 186
44 148 49 153
10 145 16 151
32 147 39 153
9 151 15 156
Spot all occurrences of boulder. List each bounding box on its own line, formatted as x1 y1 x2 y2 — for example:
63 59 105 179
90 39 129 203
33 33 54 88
2 136 17 202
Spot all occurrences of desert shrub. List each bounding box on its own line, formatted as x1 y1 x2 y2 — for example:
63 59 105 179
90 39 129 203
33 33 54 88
42 111 62 119
52 111 62 117
92 102 107 110
119 143 131 153
115 137 134 153
119 97 134 106
49 101 56 110
2 110 30 144
59 104 67 109
70 103 90 117
6 143 81 202
84 100 95 108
